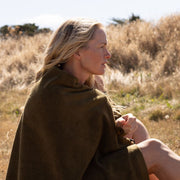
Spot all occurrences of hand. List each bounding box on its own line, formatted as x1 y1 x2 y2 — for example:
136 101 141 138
115 113 138 136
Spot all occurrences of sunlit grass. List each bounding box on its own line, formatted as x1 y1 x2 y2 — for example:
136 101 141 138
0 89 28 180
108 88 180 155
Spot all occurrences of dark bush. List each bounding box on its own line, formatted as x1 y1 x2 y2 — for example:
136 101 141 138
0 23 52 37
0 25 9 36
15 23 39 36
149 110 164 121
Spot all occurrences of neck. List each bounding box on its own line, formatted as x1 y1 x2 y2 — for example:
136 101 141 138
63 59 90 84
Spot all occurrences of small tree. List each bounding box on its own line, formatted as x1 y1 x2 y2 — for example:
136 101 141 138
111 18 126 25
0 25 9 36
111 14 141 25
0 23 51 37
129 13 140 22
16 23 39 36
37 28 51 34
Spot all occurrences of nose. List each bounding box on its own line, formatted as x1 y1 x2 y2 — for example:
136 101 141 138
105 49 111 59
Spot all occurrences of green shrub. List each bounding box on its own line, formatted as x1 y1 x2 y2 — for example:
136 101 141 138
149 110 164 121
16 23 39 36
0 25 9 36
0 23 52 37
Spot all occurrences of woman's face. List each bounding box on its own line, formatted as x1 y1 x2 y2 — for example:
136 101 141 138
78 28 111 76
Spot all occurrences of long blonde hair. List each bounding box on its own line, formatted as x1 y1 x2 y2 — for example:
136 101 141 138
36 18 103 87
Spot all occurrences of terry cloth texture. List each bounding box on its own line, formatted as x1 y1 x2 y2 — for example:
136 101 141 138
6 67 149 180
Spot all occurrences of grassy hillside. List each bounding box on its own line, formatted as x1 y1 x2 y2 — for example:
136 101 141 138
0 14 180 179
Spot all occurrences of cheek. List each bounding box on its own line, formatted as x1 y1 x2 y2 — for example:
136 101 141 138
93 50 103 60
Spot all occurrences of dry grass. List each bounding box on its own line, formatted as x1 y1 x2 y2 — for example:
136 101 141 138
0 14 180 179
107 14 180 75
0 89 29 180
0 33 51 90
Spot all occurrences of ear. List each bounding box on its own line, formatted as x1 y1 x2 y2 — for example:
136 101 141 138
73 50 81 60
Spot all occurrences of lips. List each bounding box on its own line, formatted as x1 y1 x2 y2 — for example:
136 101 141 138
102 60 107 65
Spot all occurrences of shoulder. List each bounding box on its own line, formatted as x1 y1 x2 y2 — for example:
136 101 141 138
92 89 113 115
92 88 109 105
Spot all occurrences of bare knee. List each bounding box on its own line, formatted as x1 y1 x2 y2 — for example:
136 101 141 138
137 139 165 172
147 138 163 155
138 138 180 179
146 138 178 159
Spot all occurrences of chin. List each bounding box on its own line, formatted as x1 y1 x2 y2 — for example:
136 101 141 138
94 70 105 75
90 67 106 75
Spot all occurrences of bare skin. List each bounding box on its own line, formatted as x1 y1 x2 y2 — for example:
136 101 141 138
138 139 180 180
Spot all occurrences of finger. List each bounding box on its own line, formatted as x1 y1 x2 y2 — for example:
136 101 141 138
121 115 128 121
115 118 126 127
122 113 133 121
126 116 136 125
125 122 138 133
123 118 137 131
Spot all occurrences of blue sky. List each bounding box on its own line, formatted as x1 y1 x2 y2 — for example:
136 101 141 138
1 0 180 29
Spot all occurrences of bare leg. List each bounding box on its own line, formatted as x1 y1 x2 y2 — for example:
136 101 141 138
137 138 180 180
125 120 159 179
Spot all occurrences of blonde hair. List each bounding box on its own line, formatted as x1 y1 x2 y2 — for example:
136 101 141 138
36 18 103 87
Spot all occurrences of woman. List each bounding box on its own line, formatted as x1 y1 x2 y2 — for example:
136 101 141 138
6 18 180 180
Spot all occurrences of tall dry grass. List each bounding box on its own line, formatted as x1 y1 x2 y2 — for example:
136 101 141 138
0 14 180 95
105 14 180 99
0 33 52 90
107 14 180 74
